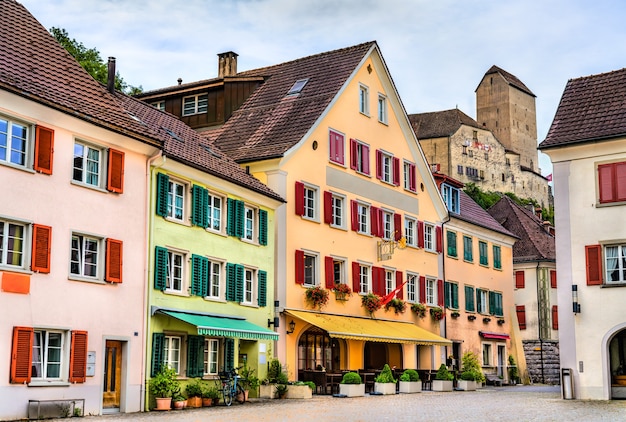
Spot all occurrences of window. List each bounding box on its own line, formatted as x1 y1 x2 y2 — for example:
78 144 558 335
377 94 387 124
329 130 345 165
207 260 222 299
598 161 626 204
385 269 394 295
424 223 435 252
151 101 165 111
182 94 208 116
489 291 503 316
479 241 488 266
550 270 557 289
406 272 418 303
165 250 184 292
493 245 501 269
295 250 319 287
444 281 459 309
167 179 186 222
473 130 478 140
32 329 64 380
404 161 417 192
351 200 370 234
204 339 219 375
73 141 102 187
225 263 266 306
405 216 417 247
0 219 26 268
376 150 400 185
350 139 370 175
465 285 475 312
359 264 371 294
226 198 267 245
482 343 492 366
243 268 255 304
164 335 182 374
425 278 437 306
605 244 626 284
325 256 346 288
446 230 457 257
70 234 100 278
206 191 223 231
359 84 369 115
457 165 463 175
244 205 256 241
382 209 394 240
442 184 460 213
463 236 473 262
287 79 309 95
0 115 28 166
515 271 525 288
295 182 318 221
477 289 489 314
324 192 345 229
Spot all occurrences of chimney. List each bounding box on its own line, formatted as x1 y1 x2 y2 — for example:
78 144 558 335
218 52 238 78
534 207 542 220
543 221 555 235
107 57 116 93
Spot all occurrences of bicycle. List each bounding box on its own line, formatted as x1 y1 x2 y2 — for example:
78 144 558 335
219 367 246 406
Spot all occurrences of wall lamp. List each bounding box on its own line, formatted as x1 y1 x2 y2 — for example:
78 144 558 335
572 285 581 314
286 320 296 335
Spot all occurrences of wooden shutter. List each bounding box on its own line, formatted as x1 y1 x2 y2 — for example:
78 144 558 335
227 198 236 236
186 335 205 378
394 213 402 241
234 200 245 238
324 256 335 289
489 291 496 315
258 209 268 246
516 305 527 330
396 271 404 300
376 150 383 180
393 157 400 186
419 276 426 304
191 185 209 228
617 162 626 202
476 289 483 313
31 224 51 273
372 266 383 295
151 333 165 376
371 207 380 237
258 270 267 307
465 286 475 312
69 330 88 383
437 279 444 307
295 250 305 285
585 244 603 285
154 246 168 291
436 226 443 253
295 181 305 216
515 271 525 289
350 139 358 170
552 305 559 330
107 148 124 193
329 130 344 165
417 221 424 248
226 263 236 301
350 200 359 231
598 163 615 203
550 270 557 289
452 283 459 309
105 238 123 283
224 338 235 371
362 144 370 175
352 262 361 293
34 126 54 174
447 230 456 257
155 173 169 217
323 191 333 224
235 264 244 303
409 163 416 192
191 254 208 296
10 326 33 384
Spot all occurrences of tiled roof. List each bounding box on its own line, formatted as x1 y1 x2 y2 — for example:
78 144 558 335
408 108 482 139
207 42 376 162
487 196 555 263
481 65 535 97
452 190 517 239
539 68 626 149
0 0 282 202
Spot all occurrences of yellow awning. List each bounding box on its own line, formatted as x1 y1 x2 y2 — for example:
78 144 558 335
286 310 451 346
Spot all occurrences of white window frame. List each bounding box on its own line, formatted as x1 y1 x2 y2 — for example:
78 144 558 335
0 114 31 168
403 161 416 192
359 84 369 115
182 94 208 116
359 263 371 294
243 205 258 243
477 289 489 314
382 209 394 240
377 93 387 124
605 244 626 284
354 140 370 175
31 329 67 381
482 342 493 367
356 201 370 235
207 191 225 233
206 259 223 299
151 101 165 111
164 335 182 374
331 257 347 286
167 178 187 223
0 218 29 270
385 269 394 295
442 184 460 213
204 338 219 375
243 267 256 304
302 183 319 221
331 192 345 229
406 272 419 303
303 251 319 287
426 277 437 306
165 250 185 293
73 140 104 188
70 232 103 280
405 216 417 247
380 150 393 184
424 223 435 252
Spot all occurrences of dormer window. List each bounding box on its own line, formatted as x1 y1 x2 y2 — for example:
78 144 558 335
442 184 460 213
287 79 309 95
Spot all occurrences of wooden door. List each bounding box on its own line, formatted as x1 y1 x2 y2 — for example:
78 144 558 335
103 340 122 408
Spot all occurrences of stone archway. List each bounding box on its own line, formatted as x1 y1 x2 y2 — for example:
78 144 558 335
608 328 626 399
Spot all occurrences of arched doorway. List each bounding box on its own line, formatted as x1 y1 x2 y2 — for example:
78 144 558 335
297 328 342 372
609 328 626 399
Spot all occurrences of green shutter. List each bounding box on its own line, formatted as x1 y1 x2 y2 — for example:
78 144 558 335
493 245 501 269
226 263 236 301
259 209 268 246
235 200 245 238
465 286 474 312
258 270 267 307
235 264 244 303
489 291 496 315
447 231 456 257
227 198 236 236
191 185 209 228
464 237 473 261
191 254 209 297
452 283 459 309
476 289 483 313
151 332 165 376
445 281 451 308
156 173 169 217
154 246 168 291
224 338 235 371
186 335 205 378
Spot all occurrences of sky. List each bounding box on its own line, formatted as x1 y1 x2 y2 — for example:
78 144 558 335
19 0 626 177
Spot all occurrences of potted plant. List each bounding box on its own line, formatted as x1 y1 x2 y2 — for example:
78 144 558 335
171 384 186 410
202 384 220 407
411 303 427 318
458 351 485 391
361 293 382 316
333 283 352 301
483 316 491 323
339 371 365 397
305 285 329 310
275 383 288 399
285 381 313 399
430 307 445 321
468 314 477 321
374 364 397 395
239 364 260 402
149 366 178 410
450 311 461 318
432 364 454 391
185 378 203 408
384 298 406 314
508 355 520 385
260 359 287 399
399 369 422 393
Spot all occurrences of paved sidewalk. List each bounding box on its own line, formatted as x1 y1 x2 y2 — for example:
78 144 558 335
68 386 626 422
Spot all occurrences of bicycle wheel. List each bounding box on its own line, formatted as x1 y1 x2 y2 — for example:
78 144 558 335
222 381 233 406
236 383 246 403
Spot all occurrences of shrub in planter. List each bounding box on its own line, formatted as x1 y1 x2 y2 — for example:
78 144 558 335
202 384 220 407
399 369 422 394
374 364 397 395
432 364 454 392
185 378 203 407
275 383 288 399
149 366 178 410
339 372 365 397
341 372 362 384
461 351 485 385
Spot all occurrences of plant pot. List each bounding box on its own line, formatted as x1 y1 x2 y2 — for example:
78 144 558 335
154 397 172 411
457 380 477 391
236 390 249 403
173 400 186 410
202 397 213 407
339 383 365 397
285 385 312 399
374 382 397 395
432 380 453 392
399 380 422 393
186 396 202 408
259 384 276 399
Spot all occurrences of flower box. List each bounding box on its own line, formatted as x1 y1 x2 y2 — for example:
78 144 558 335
285 385 312 399
457 380 476 391
432 380 453 392
374 382 396 395
259 384 276 399
399 380 422 393
339 383 365 397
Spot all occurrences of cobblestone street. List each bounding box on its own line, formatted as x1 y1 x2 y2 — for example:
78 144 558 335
58 386 626 422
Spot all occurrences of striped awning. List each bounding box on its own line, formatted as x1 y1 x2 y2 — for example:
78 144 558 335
479 331 510 340
159 310 279 341
286 310 451 346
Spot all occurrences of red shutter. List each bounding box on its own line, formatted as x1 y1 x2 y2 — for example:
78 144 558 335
295 250 305 284
515 271 525 289
329 130 344 165
325 256 335 289
295 182 305 216
409 164 416 192
105 238 123 283
552 305 559 330
69 330 88 383
31 224 51 273
394 213 402 241
107 148 125 193
516 305 527 330
418 221 424 248
323 191 333 224
372 266 381 295
550 270 557 289
437 279 444 307
371 207 380 237
350 200 359 231
376 150 383 180
10 326 33 384
362 144 370 175
396 271 404 300
352 262 361 293
376 267 386 295
393 157 400 186
616 162 626 201
34 126 54 175
585 244 603 285
598 164 614 203
436 225 443 253
350 139 358 170
419 276 426 304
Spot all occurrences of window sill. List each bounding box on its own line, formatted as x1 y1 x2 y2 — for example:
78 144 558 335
205 228 227 237
0 267 32 275
28 381 71 387
164 216 191 227
204 296 226 303
601 283 626 288
330 225 348 231
69 275 105 284
0 161 35 174
70 180 108 193
596 201 626 208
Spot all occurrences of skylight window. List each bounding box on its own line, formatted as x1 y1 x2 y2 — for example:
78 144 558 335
287 79 309 95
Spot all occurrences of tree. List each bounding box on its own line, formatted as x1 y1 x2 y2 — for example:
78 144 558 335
50 27 142 94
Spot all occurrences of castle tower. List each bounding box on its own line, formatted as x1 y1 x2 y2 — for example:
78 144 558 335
476 66 538 172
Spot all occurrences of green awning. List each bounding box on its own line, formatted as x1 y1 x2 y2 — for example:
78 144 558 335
159 310 279 341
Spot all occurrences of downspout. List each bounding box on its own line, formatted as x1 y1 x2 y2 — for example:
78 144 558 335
536 261 544 384
441 213 451 362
